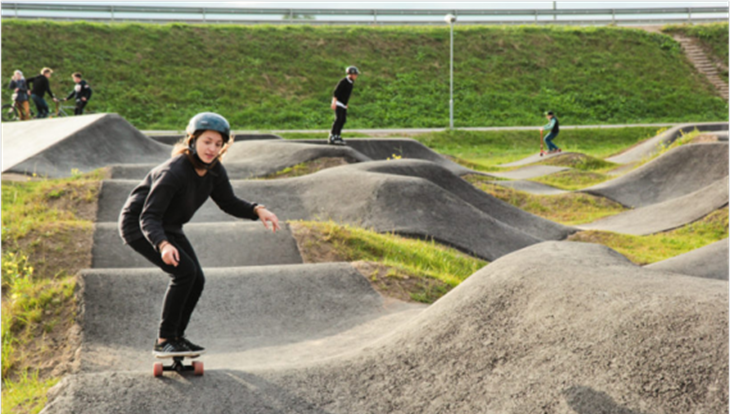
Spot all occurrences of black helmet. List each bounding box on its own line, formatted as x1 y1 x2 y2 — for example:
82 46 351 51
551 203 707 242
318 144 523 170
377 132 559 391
346 66 360 75
186 112 231 143
544 111 554 116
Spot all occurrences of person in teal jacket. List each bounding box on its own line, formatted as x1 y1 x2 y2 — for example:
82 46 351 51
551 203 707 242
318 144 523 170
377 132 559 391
540 111 561 154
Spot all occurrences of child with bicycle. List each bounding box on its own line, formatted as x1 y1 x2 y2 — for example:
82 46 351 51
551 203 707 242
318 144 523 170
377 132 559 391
63 72 92 115
8 70 31 121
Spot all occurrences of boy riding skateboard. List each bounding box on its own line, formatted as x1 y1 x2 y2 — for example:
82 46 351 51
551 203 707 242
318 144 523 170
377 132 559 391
329 66 359 145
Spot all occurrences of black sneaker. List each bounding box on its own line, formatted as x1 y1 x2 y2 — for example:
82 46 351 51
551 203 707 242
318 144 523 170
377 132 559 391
334 136 346 146
328 134 337 145
178 336 206 354
152 339 192 357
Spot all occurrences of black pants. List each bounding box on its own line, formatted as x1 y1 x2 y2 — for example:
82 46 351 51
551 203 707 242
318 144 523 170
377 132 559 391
331 106 347 137
31 94 49 118
74 100 87 115
128 233 205 339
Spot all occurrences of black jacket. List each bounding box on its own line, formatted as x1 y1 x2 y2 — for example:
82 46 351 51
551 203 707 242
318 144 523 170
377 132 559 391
27 75 54 99
66 80 93 102
119 154 259 249
333 77 354 106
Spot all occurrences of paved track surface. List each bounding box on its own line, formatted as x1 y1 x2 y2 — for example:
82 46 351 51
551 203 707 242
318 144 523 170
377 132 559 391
3 114 169 178
606 122 728 164
96 163 546 261
582 143 728 208
76 263 424 373
92 222 303 268
347 160 575 240
296 138 481 176
107 139 482 180
42 242 728 414
647 239 729 281
578 177 729 235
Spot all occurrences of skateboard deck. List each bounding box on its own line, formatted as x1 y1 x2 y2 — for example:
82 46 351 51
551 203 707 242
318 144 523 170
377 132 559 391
153 353 203 377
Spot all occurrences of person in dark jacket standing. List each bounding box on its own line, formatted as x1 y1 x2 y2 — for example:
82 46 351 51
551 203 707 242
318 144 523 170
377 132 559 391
540 111 562 154
27 67 57 119
63 72 93 115
8 70 31 120
118 112 281 357
329 66 359 146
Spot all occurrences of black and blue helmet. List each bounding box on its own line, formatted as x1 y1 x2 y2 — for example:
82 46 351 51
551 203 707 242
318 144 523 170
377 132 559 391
186 112 231 142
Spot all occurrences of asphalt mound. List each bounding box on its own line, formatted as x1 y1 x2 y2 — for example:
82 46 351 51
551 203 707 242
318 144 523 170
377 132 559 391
607 122 729 164
583 143 729 208
97 163 543 261
348 159 575 240
579 177 729 235
76 263 423 374
92 222 303 268
647 238 729 281
3 114 169 178
108 140 369 179
296 138 478 176
42 242 728 413
148 133 283 145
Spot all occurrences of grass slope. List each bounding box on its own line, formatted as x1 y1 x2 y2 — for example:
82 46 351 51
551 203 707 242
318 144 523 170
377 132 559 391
1 170 104 414
290 221 487 303
664 23 729 81
1 21 726 130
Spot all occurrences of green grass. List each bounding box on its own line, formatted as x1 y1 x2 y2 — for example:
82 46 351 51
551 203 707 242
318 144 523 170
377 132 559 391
290 220 487 303
531 170 613 191
1 369 60 414
410 126 661 169
1 21 726 130
463 181 627 225
570 208 729 265
1 170 103 414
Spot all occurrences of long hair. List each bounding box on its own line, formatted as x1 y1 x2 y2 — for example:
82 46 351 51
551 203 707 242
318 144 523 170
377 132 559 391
172 130 233 170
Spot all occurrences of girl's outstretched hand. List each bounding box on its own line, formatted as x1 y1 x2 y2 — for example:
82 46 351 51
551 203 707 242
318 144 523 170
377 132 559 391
258 208 281 233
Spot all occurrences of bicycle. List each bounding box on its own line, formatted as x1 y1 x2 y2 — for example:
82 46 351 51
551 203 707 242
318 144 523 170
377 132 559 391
1 101 34 122
53 100 95 117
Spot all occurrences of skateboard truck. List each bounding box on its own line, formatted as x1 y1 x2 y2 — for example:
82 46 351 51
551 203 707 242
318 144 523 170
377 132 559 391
153 355 203 377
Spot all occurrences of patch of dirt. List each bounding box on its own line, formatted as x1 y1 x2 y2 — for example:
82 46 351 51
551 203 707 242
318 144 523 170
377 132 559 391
288 221 348 263
350 261 449 303
690 134 720 144
289 222 449 303
263 157 350 179
44 181 101 222
538 152 589 166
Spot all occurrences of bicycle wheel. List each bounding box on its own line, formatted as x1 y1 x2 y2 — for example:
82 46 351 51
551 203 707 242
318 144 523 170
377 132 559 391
1 104 19 122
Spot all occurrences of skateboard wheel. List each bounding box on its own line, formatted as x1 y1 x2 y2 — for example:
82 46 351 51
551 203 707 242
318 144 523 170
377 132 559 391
192 361 204 376
153 362 163 377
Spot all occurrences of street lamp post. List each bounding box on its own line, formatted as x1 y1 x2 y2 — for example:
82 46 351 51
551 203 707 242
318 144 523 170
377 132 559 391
444 13 456 130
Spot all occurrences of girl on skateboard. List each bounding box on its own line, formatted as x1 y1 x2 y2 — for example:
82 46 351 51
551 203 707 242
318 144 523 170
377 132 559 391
118 112 280 357
540 111 562 154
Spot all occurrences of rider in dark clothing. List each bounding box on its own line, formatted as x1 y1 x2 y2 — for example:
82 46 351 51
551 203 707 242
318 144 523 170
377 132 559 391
64 73 93 115
329 66 359 146
118 112 281 357
27 67 56 119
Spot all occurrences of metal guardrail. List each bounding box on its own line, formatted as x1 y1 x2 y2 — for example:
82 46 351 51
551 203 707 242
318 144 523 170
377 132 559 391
1 3 727 25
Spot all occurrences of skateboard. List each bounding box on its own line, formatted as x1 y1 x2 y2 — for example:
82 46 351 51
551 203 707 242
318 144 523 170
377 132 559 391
153 353 204 377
